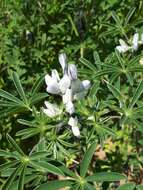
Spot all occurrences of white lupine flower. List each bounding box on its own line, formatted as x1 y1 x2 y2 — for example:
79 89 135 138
82 80 91 90
51 69 60 82
59 74 71 94
59 53 67 73
45 74 60 95
43 101 61 117
45 71 71 95
62 88 73 104
71 126 80 137
116 39 130 53
68 64 78 80
44 52 91 137
132 33 139 51
68 117 80 137
65 101 75 114
71 79 91 100
116 46 125 53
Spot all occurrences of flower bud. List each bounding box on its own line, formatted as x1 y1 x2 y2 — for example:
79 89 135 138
132 33 139 51
71 126 80 137
68 117 80 137
68 64 78 80
59 53 67 73
43 101 61 117
65 101 75 114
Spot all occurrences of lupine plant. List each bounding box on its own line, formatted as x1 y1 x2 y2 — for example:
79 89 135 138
0 52 131 190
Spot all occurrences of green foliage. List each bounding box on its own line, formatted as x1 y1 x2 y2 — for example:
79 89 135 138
35 142 126 190
0 0 143 189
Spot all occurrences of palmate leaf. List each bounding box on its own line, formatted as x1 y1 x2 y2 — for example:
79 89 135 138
2 164 22 190
117 183 136 190
0 160 19 171
80 58 97 71
0 72 47 117
111 11 123 27
16 128 40 140
0 100 21 107
11 174 38 190
59 165 77 178
106 81 123 104
92 68 118 79
128 66 143 72
30 160 64 176
115 50 125 69
6 134 25 156
30 151 50 160
29 93 48 105
67 14 79 37
70 183 80 190
31 74 45 96
124 7 136 25
12 72 27 103
58 139 76 147
0 89 22 104
86 172 127 182
17 119 35 127
93 51 102 70
0 150 17 158
0 106 27 118
18 164 26 190
128 81 143 109
34 180 73 190
80 141 96 177
84 183 95 190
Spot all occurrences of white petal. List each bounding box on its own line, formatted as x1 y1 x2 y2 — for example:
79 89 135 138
46 82 60 95
68 64 78 80
68 117 78 127
51 69 60 82
116 45 128 53
62 88 73 104
44 101 56 110
119 39 128 47
59 53 67 73
132 33 139 50
43 101 61 117
42 108 56 117
116 46 124 53
116 39 131 53
59 74 71 94
71 126 80 137
71 79 83 94
65 101 75 114
45 74 52 86
82 80 91 90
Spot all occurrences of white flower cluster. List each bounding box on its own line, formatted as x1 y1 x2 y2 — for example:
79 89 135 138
43 53 91 137
116 33 143 53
